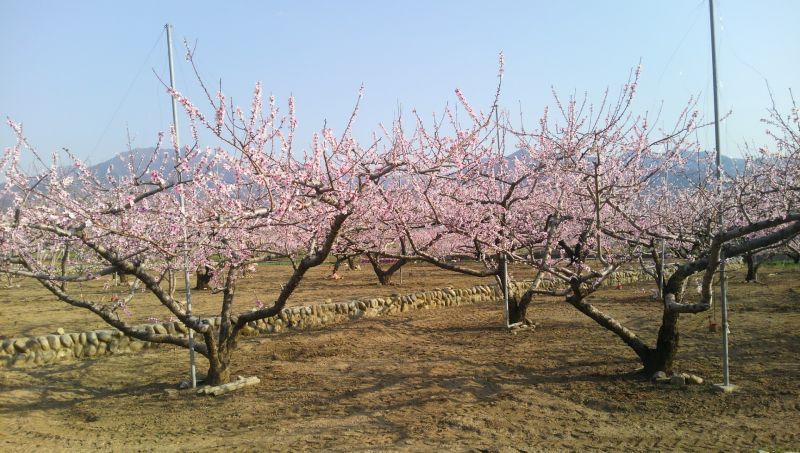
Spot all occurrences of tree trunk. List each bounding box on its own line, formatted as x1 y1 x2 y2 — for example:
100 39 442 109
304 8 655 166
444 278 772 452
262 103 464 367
195 266 212 290
744 253 761 282
167 270 177 298
367 253 407 286
642 310 680 375
508 290 533 325
204 330 235 386
205 358 232 386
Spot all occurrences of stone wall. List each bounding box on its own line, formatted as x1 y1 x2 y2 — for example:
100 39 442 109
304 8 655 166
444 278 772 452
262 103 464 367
1 269 650 368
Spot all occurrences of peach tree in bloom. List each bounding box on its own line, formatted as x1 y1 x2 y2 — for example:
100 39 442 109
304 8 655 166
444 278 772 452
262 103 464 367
0 73 406 384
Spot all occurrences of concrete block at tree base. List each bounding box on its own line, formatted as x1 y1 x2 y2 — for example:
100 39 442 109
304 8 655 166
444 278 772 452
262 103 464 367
670 374 686 387
685 373 704 385
196 376 260 396
651 371 670 384
713 383 738 393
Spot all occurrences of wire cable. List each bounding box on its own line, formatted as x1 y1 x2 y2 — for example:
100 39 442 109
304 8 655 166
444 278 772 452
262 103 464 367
85 28 166 162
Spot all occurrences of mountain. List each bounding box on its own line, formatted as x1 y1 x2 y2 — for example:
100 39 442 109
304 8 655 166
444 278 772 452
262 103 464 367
506 147 746 188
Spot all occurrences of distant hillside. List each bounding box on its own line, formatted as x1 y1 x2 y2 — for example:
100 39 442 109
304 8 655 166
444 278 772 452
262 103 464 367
0 148 178 209
507 147 746 188
87 147 177 179
1 147 748 209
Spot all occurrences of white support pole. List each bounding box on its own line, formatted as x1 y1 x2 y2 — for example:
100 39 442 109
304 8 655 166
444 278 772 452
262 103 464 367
659 239 666 299
719 250 731 387
708 0 735 393
166 23 197 389
502 256 509 327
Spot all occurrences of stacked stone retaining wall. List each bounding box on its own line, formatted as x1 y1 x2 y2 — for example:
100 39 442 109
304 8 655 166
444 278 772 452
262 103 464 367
0 269 651 368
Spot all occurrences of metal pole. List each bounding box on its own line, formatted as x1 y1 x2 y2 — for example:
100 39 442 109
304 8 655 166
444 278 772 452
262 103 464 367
659 239 666 299
166 23 197 388
502 256 510 327
709 1 734 392
709 0 722 180
720 250 730 386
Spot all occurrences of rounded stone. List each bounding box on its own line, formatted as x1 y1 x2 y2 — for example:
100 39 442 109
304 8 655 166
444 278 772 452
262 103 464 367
46 335 61 350
13 338 28 353
60 334 74 348
128 341 144 352
41 350 56 363
86 332 99 346
174 322 189 334
36 336 50 351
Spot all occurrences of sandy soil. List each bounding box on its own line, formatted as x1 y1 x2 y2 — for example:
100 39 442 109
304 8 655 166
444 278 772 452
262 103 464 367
0 265 798 451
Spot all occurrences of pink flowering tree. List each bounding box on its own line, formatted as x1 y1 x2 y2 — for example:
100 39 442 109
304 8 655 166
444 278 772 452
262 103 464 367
388 66 703 332
1 62 405 384
366 59 548 322
584 90 800 375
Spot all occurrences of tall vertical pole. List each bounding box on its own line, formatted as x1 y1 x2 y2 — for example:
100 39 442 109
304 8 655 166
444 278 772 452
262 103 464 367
166 23 197 388
708 1 733 392
709 0 722 180
502 255 510 327
719 250 730 386
659 239 666 299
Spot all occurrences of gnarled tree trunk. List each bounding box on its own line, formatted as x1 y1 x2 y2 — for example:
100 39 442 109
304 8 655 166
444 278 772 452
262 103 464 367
195 265 213 290
508 289 534 325
205 335 234 386
366 253 407 285
744 253 762 282
642 310 680 375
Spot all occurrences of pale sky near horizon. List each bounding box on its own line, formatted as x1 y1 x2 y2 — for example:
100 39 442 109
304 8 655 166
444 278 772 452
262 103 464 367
1 1 798 167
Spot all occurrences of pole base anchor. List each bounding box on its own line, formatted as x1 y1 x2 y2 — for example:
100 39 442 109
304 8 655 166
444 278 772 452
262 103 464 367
713 383 738 393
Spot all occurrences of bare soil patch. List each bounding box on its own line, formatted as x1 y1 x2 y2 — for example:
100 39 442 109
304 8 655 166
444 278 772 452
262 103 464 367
1 265 798 451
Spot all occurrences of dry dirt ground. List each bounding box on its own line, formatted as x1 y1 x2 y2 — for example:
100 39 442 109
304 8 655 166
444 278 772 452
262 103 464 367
0 261 538 338
0 264 798 452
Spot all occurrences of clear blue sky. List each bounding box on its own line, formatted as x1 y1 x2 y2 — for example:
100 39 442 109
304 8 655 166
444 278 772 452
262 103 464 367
1 0 798 167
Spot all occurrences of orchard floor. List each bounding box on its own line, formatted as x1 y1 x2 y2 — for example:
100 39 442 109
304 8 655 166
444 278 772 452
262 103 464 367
1 265 799 452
